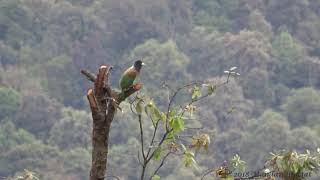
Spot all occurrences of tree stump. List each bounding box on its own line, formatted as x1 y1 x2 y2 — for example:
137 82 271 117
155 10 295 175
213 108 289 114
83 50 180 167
81 65 141 180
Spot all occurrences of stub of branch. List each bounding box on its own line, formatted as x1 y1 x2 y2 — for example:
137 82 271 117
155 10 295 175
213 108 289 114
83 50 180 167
81 69 96 82
87 89 98 111
95 65 108 96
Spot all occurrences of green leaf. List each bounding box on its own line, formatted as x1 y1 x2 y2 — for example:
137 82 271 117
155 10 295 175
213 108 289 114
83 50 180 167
292 162 299 174
153 146 162 161
276 158 283 169
165 131 175 141
153 107 163 121
151 175 160 180
184 150 195 167
145 102 164 123
191 86 201 100
135 100 143 114
231 154 246 172
169 108 178 118
226 176 235 180
207 85 216 95
169 117 185 132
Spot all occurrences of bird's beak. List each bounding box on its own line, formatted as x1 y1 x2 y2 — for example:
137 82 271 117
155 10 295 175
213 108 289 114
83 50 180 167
142 62 146 66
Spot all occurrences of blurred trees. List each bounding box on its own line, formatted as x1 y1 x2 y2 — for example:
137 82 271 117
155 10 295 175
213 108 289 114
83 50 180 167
282 88 320 128
129 39 191 103
272 30 306 87
0 120 36 153
49 107 91 150
0 86 21 120
0 141 60 176
13 94 61 139
240 110 292 168
183 29 273 81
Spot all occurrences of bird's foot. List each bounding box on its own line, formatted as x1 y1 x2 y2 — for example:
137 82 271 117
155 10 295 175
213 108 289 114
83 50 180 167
133 83 143 90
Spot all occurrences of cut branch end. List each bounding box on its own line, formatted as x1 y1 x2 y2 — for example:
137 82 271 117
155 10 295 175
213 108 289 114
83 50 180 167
87 88 98 111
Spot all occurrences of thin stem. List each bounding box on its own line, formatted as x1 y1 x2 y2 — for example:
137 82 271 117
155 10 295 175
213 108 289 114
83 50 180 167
146 129 172 163
165 82 203 130
140 165 146 180
200 168 215 180
180 77 231 118
146 120 160 158
150 152 172 179
138 114 146 160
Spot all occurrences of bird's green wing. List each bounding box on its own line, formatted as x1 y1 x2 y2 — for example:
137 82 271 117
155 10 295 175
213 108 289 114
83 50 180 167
119 68 137 91
120 75 135 91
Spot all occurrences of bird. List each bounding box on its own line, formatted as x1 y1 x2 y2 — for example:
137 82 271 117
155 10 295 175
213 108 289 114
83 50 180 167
119 60 145 92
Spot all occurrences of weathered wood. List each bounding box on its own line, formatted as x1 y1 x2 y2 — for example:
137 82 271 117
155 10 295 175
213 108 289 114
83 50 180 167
94 66 108 97
87 89 98 111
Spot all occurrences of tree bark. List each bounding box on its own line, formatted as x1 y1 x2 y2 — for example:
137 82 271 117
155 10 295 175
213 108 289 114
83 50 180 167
82 65 141 180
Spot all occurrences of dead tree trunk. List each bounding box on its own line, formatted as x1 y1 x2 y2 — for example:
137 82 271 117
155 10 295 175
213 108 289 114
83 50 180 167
81 65 141 180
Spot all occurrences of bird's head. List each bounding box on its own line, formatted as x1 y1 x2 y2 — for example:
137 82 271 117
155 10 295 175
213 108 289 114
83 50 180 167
133 60 145 72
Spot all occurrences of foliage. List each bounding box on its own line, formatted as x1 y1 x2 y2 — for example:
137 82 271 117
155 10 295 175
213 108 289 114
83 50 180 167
6 169 39 180
61 148 90 179
0 141 60 176
0 86 22 120
282 88 320 127
13 94 61 139
0 120 37 152
265 150 320 180
49 107 91 150
210 150 320 180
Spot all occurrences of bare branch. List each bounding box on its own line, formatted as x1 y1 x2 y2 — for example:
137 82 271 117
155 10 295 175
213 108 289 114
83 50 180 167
146 120 160 158
81 69 96 82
